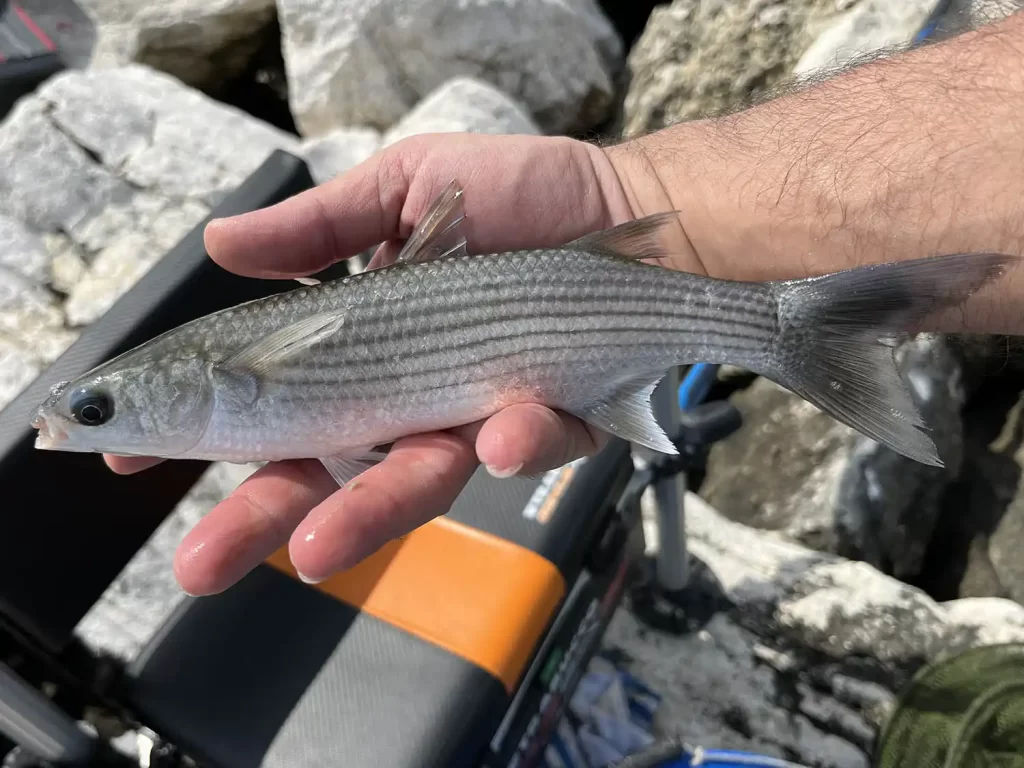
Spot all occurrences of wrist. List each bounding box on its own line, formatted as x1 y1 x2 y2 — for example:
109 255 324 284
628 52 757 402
592 130 711 277
598 115 793 281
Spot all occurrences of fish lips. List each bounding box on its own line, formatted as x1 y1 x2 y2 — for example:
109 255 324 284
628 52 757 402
31 410 75 451
31 404 103 454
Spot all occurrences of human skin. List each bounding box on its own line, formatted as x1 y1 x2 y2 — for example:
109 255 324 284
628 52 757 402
107 10 1024 593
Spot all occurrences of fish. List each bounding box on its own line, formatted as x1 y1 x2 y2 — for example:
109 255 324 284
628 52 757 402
30 180 1016 486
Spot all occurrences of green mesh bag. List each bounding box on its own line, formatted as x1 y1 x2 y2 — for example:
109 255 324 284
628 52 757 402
874 643 1024 768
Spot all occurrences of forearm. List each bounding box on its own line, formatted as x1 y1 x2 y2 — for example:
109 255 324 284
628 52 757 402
605 11 1024 333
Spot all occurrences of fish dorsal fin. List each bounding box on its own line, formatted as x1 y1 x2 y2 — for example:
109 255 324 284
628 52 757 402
567 212 679 262
572 370 678 454
221 310 346 376
395 179 469 264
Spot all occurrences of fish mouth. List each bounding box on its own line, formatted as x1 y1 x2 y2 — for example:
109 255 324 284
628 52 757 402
31 380 78 451
31 410 69 450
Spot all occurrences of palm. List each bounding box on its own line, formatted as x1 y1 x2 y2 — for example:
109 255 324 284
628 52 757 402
107 133 635 595
373 134 629 262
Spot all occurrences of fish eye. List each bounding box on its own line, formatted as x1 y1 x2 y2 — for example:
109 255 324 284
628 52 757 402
69 387 114 426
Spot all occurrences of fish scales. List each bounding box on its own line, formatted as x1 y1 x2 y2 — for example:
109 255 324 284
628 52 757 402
178 250 778 461
238 251 778 381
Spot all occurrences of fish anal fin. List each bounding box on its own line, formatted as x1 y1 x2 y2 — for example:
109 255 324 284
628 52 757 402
396 179 469 265
568 212 680 262
319 443 393 487
222 311 346 376
573 371 678 454
319 449 386 488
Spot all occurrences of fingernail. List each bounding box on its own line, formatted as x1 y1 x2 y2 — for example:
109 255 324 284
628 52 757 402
297 571 326 584
486 462 522 479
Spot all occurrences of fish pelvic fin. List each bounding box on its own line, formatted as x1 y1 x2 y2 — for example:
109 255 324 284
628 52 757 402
767 252 1018 467
395 179 470 264
568 212 680 262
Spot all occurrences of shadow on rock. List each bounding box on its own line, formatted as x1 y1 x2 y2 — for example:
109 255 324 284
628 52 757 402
833 335 968 582
627 553 734 636
914 370 1024 601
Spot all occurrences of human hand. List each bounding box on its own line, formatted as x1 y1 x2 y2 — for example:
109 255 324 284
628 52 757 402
103 132 699 594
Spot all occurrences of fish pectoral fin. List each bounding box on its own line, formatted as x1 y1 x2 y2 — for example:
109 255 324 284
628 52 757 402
294 276 321 286
319 450 384 488
395 179 470 264
209 366 261 408
222 311 347 376
567 212 680 263
572 372 678 455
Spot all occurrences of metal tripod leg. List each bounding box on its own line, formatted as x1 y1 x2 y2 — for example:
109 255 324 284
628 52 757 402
631 364 741 634
650 367 689 591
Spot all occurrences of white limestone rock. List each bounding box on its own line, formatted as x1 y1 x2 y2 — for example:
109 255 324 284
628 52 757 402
300 127 382 185
0 64 301 410
684 492 1024 662
74 462 261 661
0 338 42 415
794 0 943 77
0 97 134 247
0 267 76 364
0 64 297 308
621 0 854 137
40 65 299 207
0 268 77 412
47 234 90 296
277 0 622 136
63 233 169 327
382 77 540 146
77 0 277 90
0 215 51 285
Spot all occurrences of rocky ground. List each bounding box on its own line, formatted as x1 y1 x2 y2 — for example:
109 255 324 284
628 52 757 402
5 0 1024 766
612 491 1024 767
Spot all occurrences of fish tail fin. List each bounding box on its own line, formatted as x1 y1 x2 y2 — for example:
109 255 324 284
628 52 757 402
766 252 1016 467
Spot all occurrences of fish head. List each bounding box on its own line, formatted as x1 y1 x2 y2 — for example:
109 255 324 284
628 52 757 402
31 349 215 457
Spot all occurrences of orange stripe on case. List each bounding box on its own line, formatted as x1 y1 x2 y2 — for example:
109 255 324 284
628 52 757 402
266 515 565 693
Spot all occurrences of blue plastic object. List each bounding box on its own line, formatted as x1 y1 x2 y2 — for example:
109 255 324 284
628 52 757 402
914 20 938 42
659 748 807 767
677 364 719 410
913 0 952 43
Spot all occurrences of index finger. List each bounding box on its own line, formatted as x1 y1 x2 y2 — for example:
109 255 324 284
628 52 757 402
105 454 165 474
203 144 415 278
